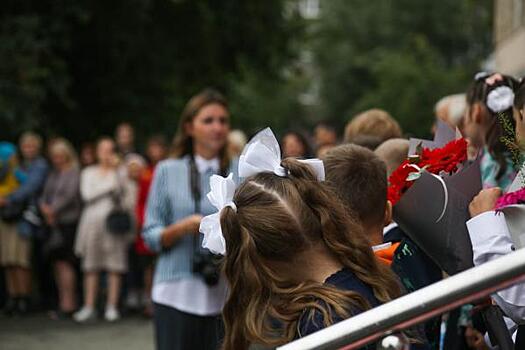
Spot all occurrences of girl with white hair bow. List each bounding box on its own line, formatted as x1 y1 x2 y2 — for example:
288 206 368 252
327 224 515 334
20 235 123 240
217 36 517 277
463 72 520 192
200 128 404 349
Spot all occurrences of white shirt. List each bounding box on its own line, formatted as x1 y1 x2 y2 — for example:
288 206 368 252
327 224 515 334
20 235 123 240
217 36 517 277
152 155 227 316
194 154 220 174
467 211 525 324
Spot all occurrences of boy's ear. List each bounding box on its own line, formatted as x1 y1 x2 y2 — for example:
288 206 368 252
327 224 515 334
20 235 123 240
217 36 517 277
384 200 393 226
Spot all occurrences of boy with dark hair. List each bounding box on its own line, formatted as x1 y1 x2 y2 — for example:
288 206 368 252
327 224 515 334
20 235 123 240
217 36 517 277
323 144 390 247
323 144 442 347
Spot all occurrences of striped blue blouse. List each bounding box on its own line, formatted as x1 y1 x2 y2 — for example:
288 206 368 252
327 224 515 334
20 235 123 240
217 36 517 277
142 155 238 285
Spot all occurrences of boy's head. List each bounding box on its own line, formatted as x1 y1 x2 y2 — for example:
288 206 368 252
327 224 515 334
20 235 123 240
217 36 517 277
344 109 402 147
323 144 391 238
374 138 409 177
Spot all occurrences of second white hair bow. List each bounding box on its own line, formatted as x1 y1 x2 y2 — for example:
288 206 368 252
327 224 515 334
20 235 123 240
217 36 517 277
199 173 237 255
486 86 514 113
238 127 325 181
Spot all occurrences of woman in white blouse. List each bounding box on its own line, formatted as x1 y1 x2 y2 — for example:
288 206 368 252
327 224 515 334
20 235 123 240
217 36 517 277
73 137 136 323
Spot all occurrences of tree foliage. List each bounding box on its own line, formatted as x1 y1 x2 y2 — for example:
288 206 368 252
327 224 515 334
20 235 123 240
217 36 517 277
0 0 304 145
312 0 493 136
0 0 495 144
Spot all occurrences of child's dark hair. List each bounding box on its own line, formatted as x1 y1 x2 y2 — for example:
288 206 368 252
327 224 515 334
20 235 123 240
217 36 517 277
466 73 519 179
322 144 387 229
220 159 401 349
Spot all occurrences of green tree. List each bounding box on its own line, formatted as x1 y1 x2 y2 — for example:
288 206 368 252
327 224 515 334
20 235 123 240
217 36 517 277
313 0 493 136
0 0 305 145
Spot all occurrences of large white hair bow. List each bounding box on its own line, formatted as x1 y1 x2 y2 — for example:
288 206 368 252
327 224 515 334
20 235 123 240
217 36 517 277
199 173 237 255
486 86 515 113
238 127 325 181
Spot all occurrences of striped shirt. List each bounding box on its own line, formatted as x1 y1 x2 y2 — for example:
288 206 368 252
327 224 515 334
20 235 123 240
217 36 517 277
142 155 238 285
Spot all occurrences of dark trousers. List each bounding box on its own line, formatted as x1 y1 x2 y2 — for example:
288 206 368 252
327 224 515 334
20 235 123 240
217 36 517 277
154 303 223 350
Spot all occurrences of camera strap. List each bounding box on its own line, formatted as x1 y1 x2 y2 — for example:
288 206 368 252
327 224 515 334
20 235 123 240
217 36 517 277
189 156 202 259
188 155 227 257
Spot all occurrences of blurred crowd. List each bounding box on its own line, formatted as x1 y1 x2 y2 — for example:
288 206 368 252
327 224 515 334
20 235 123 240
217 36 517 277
0 72 524 350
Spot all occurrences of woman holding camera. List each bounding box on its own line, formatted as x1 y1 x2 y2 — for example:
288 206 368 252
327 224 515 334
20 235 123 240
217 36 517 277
143 89 238 350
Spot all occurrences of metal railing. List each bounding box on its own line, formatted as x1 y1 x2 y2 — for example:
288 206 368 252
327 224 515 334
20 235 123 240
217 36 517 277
278 247 525 350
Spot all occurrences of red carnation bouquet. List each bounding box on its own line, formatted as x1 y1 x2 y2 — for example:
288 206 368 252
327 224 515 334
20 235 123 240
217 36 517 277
389 135 480 275
388 138 468 205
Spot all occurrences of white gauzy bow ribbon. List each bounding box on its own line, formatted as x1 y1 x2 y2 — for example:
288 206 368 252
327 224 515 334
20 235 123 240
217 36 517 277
486 86 514 113
238 127 325 181
199 173 237 255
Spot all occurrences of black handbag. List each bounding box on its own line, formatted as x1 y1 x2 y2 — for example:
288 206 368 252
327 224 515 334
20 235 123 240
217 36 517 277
0 201 25 223
106 207 132 235
43 226 65 258
105 172 132 235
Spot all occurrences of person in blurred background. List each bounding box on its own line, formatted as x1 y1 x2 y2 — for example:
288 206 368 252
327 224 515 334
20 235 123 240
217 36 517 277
39 138 82 320
281 130 312 158
73 137 136 323
80 142 96 168
133 135 168 317
344 109 403 150
0 142 24 315
313 121 338 157
122 153 147 312
115 122 137 157
227 129 247 158
125 154 147 183
0 132 48 315
374 138 410 177
434 93 467 132
463 72 519 191
143 89 237 350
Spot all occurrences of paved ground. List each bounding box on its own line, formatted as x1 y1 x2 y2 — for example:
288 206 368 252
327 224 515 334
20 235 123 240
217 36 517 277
0 313 154 350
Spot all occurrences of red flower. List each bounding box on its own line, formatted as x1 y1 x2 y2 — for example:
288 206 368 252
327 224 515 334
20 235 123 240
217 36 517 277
387 138 468 205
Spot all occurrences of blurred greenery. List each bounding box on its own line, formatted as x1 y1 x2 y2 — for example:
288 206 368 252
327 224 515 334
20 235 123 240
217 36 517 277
312 0 493 137
0 0 305 145
0 0 494 145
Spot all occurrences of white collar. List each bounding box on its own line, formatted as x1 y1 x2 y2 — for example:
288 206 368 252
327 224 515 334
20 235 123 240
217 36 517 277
194 155 220 174
372 242 393 252
383 222 398 236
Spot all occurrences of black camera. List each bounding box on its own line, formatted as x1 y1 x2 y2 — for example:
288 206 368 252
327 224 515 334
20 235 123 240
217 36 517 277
192 251 221 286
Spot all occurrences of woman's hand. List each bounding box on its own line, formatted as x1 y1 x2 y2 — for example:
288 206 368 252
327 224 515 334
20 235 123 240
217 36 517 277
183 214 204 233
40 204 56 226
469 188 502 218
160 214 203 248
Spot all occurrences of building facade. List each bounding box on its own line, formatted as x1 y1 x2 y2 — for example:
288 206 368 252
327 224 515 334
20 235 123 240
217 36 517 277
494 0 525 76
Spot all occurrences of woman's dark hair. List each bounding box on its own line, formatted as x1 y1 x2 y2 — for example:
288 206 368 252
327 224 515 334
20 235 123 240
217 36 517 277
281 130 312 158
466 73 519 179
171 88 230 172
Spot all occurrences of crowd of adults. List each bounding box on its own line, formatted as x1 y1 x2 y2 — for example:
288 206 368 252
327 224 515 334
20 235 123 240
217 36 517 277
0 72 524 350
